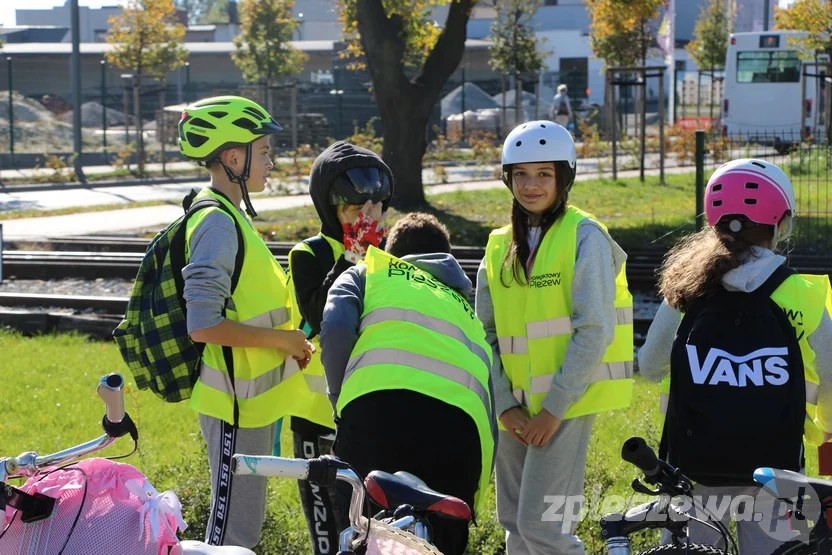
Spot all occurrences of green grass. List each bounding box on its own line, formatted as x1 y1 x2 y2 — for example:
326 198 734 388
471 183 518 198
258 169 831 252
258 174 701 251
1 330 823 553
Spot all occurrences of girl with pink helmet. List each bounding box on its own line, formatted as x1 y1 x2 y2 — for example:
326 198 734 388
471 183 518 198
638 159 832 553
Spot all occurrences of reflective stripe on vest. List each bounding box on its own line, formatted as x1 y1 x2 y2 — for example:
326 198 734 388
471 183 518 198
485 205 634 424
657 272 832 447
500 308 634 354
359 307 492 371
345 348 492 413
185 188 295 429
336 246 495 514
282 234 346 429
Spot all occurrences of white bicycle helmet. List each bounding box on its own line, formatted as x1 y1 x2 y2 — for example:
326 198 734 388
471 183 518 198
501 121 577 189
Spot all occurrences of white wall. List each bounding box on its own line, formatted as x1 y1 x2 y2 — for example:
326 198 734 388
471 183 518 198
537 30 605 105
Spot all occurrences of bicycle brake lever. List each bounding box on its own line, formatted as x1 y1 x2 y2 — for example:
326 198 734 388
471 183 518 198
632 478 662 496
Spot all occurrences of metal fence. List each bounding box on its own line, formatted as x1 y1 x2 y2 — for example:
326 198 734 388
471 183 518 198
699 129 831 254
0 59 729 170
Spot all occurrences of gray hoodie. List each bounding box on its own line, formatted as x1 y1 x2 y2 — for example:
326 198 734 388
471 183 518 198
638 246 832 432
320 252 480 410
474 219 628 419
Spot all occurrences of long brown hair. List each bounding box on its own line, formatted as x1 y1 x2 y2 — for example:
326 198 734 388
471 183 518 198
499 161 572 287
658 219 776 312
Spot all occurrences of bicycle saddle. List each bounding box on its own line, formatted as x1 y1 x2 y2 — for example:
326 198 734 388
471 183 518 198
754 467 832 500
175 541 256 555
364 470 472 520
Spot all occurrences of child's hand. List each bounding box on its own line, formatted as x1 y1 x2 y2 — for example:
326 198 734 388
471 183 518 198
499 407 530 445
277 329 315 361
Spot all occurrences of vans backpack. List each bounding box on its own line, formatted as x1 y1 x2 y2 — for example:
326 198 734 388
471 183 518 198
659 265 805 486
113 190 244 403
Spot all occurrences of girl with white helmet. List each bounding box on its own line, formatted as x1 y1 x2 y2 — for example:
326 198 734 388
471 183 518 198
475 121 634 554
638 159 832 553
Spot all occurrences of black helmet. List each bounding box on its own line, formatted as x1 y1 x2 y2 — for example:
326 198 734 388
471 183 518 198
328 166 392 206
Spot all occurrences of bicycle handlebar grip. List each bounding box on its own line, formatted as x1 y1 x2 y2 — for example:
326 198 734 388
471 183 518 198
231 455 310 480
621 437 661 480
97 373 125 424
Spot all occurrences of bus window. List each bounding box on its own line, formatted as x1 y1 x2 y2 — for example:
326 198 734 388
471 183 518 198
736 51 801 83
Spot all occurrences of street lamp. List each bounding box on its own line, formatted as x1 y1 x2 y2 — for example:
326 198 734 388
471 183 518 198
184 62 191 102
297 12 304 41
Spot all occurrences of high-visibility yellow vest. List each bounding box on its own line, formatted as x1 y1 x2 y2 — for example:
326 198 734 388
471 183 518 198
186 188 299 428
284 234 345 429
336 246 496 512
485 205 634 428
659 272 832 446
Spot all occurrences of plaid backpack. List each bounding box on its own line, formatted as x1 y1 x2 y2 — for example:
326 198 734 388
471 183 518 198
113 189 244 403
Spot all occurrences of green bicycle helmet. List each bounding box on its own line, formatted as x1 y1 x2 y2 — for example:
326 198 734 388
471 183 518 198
177 95 283 218
178 95 283 162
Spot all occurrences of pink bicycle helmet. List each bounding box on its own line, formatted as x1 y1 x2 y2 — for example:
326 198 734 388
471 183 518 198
705 159 795 229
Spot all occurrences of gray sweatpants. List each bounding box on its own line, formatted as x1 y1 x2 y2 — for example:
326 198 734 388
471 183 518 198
496 415 596 555
661 484 793 554
199 413 277 549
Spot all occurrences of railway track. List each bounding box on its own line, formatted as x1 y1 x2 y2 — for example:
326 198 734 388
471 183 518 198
4 236 832 287
0 292 655 343
2 236 663 286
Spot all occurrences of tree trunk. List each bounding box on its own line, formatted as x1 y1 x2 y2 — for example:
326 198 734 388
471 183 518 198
381 102 431 209
355 0 474 211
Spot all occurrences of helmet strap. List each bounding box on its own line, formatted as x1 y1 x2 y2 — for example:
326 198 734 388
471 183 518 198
219 143 258 218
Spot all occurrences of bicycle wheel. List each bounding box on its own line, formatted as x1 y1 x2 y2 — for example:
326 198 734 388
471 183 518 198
769 539 818 555
636 544 728 555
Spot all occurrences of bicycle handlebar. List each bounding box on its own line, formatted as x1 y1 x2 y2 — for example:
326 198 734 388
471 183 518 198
232 455 311 480
97 373 126 424
621 437 662 480
1 373 138 484
231 454 369 550
621 436 693 496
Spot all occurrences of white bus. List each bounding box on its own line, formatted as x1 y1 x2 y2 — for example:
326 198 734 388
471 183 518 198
722 31 827 149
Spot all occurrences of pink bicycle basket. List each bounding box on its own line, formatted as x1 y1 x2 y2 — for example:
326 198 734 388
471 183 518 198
1 458 186 555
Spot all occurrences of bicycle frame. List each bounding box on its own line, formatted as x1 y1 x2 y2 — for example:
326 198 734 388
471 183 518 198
231 454 433 554
601 495 691 554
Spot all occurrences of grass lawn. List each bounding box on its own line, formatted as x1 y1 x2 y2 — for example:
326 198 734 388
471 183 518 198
258 174 701 251
258 168 831 252
0 330 823 553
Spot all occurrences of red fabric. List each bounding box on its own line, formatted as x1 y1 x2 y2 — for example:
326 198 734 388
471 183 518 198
342 211 386 261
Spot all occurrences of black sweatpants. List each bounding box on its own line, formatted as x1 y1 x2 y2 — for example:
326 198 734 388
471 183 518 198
291 416 346 555
332 390 482 555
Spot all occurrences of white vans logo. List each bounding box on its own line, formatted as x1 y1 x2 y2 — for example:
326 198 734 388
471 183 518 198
686 346 790 387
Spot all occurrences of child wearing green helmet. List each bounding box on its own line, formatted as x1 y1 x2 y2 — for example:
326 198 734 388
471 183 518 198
177 95 314 549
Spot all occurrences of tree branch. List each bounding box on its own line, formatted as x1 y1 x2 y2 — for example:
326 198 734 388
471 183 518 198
413 0 474 105
355 0 409 97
